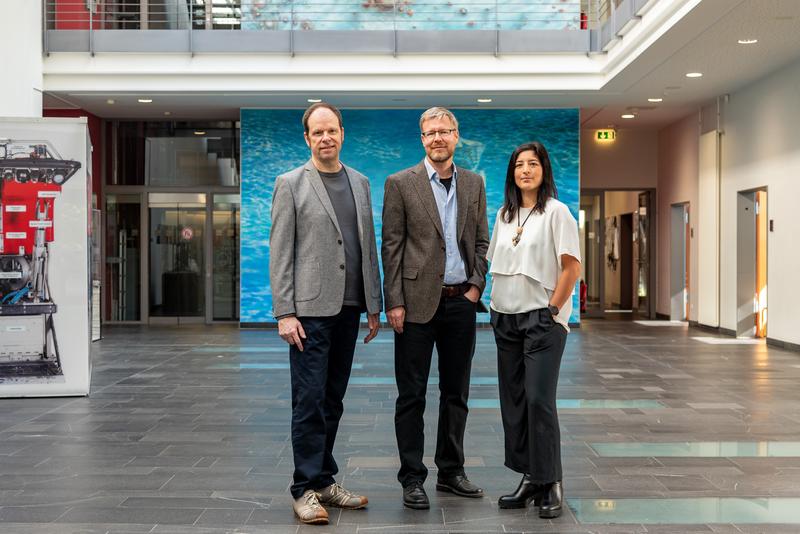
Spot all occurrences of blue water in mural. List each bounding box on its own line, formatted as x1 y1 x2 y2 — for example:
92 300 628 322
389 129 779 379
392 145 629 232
241 1 582 31
241 108 580 324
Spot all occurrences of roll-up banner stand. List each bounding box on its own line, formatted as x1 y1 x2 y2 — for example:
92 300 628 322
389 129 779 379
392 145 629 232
0 118 91 397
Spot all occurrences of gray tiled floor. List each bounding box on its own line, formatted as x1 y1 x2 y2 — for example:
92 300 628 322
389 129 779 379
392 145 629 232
1 320 800 533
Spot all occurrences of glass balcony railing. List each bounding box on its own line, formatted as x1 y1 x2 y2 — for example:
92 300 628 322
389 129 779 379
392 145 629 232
44 0 658 54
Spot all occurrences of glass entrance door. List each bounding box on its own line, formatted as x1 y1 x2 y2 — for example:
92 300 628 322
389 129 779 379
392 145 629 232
212 194 240 321
148 193 207 323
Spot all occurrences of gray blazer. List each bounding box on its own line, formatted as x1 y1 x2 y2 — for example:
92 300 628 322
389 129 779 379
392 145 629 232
269 160 382 318
382 161 489 324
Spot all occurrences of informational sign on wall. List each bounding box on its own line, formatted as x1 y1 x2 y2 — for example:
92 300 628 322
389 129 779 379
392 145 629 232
240 108 580 326
0 118 91 397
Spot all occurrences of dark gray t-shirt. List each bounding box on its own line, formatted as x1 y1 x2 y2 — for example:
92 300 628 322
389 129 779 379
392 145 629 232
319 167 365 309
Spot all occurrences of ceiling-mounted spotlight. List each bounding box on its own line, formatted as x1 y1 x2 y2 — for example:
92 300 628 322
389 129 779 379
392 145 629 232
621 114 635 119
307 98 322 103
106 99 115 105
685 72 703 78
477 98 493 103
138 98 153 103
647 98 663 103
737 38 758 44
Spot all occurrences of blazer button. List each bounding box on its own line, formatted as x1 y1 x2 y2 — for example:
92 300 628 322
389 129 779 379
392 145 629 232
340 264 345 270
338 239 343 245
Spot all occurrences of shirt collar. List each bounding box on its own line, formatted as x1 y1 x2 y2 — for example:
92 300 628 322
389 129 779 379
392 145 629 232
424 157 457 183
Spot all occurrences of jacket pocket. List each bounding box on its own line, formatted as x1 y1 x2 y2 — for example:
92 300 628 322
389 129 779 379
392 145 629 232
294 260 321 302
402 267 418 280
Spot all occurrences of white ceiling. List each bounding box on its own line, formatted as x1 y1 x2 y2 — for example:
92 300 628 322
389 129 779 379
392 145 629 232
43 0 800 131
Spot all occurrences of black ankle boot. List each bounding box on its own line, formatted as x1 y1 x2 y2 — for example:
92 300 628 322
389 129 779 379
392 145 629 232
538 480 563 518
498 474 543 509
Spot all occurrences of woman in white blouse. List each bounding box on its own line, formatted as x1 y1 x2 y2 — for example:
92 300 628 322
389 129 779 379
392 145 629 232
488 142 581 518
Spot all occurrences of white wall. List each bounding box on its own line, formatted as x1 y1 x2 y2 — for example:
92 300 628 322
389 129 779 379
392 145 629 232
581 129 659 189
0 1 42 117
697 130 720 327
719 57 800 346
656 113 699 319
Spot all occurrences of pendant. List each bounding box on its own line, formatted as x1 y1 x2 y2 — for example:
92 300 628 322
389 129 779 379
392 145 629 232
512 234 521 247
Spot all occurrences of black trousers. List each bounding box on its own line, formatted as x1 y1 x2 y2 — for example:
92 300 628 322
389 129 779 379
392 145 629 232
394 295 476 487
289 306 360 498
490 308 567 484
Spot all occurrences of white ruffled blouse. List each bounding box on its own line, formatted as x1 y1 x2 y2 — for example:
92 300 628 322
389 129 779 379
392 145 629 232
487 198 581 331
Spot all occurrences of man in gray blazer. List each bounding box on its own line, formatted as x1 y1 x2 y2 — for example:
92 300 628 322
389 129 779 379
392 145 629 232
270 103 382 525
382 107 489 509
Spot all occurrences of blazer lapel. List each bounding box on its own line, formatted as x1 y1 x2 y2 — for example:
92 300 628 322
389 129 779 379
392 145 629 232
456 167 469 240
344 165 365 242
410 161 444 239
304 160 341 236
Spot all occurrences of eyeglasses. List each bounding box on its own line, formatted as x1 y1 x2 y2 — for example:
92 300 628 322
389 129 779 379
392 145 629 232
421 129 456 140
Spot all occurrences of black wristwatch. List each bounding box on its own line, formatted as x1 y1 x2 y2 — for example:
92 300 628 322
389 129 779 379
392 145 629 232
547 304 560 316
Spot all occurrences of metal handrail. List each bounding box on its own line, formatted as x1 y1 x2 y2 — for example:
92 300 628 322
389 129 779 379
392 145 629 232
45 1 603 31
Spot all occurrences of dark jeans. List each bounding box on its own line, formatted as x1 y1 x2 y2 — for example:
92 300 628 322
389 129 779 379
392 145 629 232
289 306 360 498
490 308 567 484
394 295 477 487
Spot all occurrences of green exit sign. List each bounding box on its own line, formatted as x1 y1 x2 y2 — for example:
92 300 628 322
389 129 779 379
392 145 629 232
596 129 616 141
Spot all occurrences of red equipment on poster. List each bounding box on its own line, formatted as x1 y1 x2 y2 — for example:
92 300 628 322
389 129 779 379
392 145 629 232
0 140 81 377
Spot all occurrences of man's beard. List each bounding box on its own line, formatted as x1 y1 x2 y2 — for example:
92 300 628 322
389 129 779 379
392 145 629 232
428 148 452 162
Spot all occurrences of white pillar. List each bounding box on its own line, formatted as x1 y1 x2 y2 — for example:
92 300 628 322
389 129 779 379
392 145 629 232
0 1 43 117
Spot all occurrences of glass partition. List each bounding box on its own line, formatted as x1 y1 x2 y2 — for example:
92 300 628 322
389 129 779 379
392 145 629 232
212 194 240 321
105 193 142 321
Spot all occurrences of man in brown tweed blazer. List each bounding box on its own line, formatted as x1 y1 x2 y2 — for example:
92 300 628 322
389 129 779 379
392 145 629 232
381 107 489 509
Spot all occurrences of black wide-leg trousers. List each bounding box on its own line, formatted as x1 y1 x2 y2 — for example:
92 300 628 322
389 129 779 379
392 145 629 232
490 308 567 484
394 295 477 487
289 306 360 499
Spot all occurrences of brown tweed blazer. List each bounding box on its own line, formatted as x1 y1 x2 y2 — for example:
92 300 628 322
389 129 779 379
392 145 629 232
381 160 489 324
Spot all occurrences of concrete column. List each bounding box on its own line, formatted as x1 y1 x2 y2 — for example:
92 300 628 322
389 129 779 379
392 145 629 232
0 1 43 117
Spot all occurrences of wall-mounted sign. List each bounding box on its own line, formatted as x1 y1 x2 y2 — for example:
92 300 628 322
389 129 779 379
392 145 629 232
595 129 616 142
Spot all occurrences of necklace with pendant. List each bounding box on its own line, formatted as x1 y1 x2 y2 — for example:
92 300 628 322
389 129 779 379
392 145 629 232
512 206 535 247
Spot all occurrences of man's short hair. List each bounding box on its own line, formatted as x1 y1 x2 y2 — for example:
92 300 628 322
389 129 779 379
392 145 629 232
302 102 343 133
419 107 459 132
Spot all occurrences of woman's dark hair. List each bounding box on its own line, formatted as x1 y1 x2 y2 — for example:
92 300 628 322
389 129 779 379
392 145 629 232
501 141 558 223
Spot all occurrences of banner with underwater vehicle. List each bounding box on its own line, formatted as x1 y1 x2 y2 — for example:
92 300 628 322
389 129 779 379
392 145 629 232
0 118 91 396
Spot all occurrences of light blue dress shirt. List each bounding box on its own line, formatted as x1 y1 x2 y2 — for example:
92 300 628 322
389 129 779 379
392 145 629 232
424 158 468 285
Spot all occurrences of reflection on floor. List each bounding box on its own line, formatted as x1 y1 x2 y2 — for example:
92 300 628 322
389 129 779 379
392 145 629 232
0 319 799 533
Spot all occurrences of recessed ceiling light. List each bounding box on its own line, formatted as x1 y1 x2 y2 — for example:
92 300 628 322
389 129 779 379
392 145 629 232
477 98 493 103
621 114 635 119
194 131 206 135
647 98 663 103
163 111 171 116
737 38 758 45
138 98 153 103
307 98 322 103
685 72 703 78
106 99 115 105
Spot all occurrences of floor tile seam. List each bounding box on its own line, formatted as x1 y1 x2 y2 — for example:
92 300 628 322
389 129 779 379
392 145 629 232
26 349 196 428
589 334 672 371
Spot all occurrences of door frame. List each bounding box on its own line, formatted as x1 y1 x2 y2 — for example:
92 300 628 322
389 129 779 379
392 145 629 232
670 201 690 321
102 184 239 325
736 186 768 338
581 187 657 319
